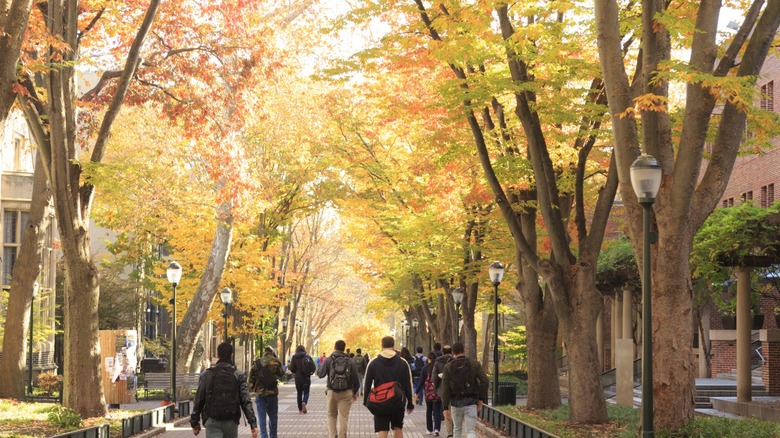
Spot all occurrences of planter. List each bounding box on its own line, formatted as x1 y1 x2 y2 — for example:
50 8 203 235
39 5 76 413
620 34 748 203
752 314 765 330
721 315 736 329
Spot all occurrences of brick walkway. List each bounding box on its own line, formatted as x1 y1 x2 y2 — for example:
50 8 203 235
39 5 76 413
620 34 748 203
157 376 440 437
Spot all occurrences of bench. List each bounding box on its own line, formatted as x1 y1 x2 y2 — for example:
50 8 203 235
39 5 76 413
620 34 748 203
142 372 201 399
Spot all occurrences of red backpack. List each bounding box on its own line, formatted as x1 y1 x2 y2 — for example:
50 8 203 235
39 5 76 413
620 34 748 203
423 371 439 402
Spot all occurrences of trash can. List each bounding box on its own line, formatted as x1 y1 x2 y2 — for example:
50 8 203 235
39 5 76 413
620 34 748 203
495 381 517 405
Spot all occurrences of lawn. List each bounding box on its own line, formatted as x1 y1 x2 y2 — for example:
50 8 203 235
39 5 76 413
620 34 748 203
495 404 780 438
0 399 137 438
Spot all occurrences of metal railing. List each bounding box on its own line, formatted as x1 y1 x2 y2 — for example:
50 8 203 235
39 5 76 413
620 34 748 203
49 423 109 438
480 404 558 438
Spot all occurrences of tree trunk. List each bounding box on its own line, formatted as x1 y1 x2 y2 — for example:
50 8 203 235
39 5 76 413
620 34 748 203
0 155 52 398
175 202 233 371
0 0 33 125
650 231 696 427
547 262 608 422
521 261 562 409
60 240 104 417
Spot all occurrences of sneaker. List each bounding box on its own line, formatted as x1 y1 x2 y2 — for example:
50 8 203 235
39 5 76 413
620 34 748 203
426 431 433 436
434 433 440 437
302 402 308 414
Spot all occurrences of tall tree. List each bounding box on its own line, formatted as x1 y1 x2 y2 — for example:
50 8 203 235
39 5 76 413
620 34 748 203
15 0 161 416
595 0 780 430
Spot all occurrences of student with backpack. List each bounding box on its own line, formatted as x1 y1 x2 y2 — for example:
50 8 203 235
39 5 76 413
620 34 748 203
412 347 426 405
316 340 360 438
413 352 442 436
432 344 454 438
441 342 488 438
288 345 316 414
353 348 368 396
363 336 414 438
247 346 285 438
190 342 258 438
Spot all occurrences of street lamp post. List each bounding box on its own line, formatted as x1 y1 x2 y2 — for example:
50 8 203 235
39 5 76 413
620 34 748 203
310 329 316 352
412 318 418 349
295 318 302 349
489 261 505 405
630 154 662 437
220 288 232 343
281 317 288 362
28 281 40 395
166 261 182 403
452 288 464 344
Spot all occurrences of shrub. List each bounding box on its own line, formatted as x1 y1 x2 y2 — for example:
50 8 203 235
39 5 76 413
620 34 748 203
47 405 82 428
37 373 62 396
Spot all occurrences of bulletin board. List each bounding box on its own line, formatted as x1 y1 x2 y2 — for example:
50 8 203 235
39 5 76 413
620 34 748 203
100 330 138 405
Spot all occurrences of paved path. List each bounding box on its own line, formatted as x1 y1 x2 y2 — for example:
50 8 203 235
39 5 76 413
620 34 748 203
156 376 440 437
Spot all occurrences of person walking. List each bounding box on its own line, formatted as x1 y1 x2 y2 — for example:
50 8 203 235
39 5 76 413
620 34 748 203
363 336 414 438
412 346 426 405
413 352 442 436
432 344 454 438
190 342 259 438
288 345 316 414
247 346 285 438
441 342 488 438
353 348 368 396
317 340 360 438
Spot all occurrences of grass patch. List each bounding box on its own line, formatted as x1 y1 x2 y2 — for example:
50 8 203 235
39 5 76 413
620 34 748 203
0 399 141 438
494 404 780 437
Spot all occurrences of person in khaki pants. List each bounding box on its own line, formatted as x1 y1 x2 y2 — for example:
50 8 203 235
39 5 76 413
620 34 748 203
316 340 360 437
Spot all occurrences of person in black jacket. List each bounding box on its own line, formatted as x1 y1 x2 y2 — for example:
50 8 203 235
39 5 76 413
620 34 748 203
191 342 258 438
288 345 313 414
363 336 414 438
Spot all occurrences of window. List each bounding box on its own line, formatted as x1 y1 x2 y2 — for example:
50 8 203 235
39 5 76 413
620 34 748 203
741 191 753 203
727 197 734 207
2 210 28 286
12 136 23 171
761 81 775 111
763 183 776 208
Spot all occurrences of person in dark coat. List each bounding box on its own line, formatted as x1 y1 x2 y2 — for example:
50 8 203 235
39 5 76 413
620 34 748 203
288 345 313 414
363 336 414 438
191 342 258 438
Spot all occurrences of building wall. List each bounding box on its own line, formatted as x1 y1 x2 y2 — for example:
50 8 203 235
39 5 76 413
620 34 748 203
0 108 57 372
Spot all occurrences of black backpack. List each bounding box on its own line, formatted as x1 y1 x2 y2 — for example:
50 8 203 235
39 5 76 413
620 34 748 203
302 355 317 375
205 366 240 421
412 355 425 373
448 357 477 398
328 355 352 391
354 354 367 373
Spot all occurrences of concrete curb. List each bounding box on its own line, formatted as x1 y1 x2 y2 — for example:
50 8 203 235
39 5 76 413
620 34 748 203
477 419 508 438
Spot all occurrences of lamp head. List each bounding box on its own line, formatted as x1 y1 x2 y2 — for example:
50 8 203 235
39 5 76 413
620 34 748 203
282 317 288 327
166 261 182 286
32 281 40 298
488 261 505 286
412 318 419 328
220 287 232 305
311 329 316 336
630 154 662 204
451 287 464 305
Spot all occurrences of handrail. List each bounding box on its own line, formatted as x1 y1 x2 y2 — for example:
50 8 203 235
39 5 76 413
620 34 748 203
601 358 642 398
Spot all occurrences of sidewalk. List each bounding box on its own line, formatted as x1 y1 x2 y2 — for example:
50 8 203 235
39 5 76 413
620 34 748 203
150 376 457 437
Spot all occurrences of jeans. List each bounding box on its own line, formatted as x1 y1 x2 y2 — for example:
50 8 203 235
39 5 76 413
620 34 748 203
204 417 238 438
451 404 478 438
255 395 279 438
295 376 311 411
425 400 443 432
